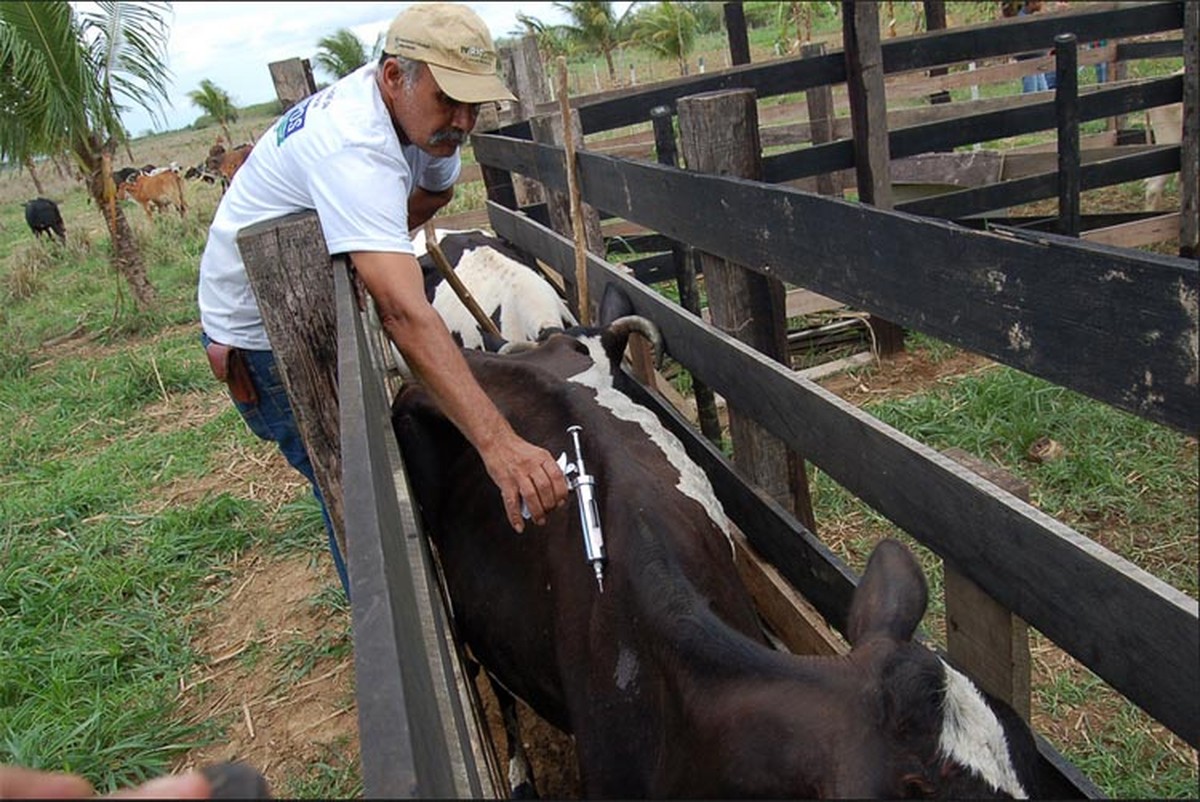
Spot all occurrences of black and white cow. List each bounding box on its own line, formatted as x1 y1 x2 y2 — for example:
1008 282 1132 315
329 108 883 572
23 198 65 242
383 228 578 375
391 286 1046 799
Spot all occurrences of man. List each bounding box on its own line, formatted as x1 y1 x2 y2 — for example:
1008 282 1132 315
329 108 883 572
197 3 569 596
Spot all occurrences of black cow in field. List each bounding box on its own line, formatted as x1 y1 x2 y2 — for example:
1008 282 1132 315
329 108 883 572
391 286 1046 799
23 198 65 242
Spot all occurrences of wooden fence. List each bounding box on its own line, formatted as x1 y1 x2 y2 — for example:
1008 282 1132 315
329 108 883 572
236 1 1197 797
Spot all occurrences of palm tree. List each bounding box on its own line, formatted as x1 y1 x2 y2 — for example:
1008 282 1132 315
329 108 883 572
0 1 171 311
631 2 700 76
313 28 368 81
513 11 573 63
187 79 238 146
552 1 639 85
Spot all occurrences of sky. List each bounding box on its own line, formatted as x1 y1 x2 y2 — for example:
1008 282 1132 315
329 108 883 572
116 2 579 137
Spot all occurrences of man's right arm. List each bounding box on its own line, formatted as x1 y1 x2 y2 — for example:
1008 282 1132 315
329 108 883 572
349 250 568 530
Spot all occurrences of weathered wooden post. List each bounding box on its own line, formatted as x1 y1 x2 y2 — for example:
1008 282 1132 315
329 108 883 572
651 105 722 445
1180 0 1198 258
499 34 551 209
1054 33 1081 238
267 58 317 113
677 89 816 532
723 2 751 66
237 212 344 557
923 1 953 109
801 42 842 198
842 0 905 356
941 449 1033 723
530 108 604 320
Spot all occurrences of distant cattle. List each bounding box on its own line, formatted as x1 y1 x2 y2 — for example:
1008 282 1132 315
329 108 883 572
112 166 144 186
23 198 66 242
118 170 187 219
205 143 253 191
184 164 223 185
1144 100 1183 211
391 285 1046 799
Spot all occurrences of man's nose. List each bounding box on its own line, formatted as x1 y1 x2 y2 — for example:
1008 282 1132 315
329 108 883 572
453 103 478 132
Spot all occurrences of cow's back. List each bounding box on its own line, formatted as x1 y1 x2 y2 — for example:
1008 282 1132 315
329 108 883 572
392 339 764 741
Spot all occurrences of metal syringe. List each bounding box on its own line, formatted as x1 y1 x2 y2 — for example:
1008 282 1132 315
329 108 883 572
520 426 607 591
566 425 606 592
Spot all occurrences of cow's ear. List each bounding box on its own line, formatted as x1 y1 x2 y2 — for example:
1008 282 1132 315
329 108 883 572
597 282 634 328
845 539 927 646
480 328 508 353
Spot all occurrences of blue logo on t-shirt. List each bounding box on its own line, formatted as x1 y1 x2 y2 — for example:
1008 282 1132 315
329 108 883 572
276 97 313 145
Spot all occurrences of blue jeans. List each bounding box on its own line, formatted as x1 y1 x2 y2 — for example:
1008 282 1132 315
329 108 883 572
1022 72 1049 93
200 331 350 597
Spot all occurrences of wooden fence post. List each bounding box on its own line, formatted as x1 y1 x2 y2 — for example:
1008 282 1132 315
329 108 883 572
651 105 723 445
723 2 751 66
677 89 817 533
267 58 317 113
1180 0 1198 259
842 0 906 356
237 212 344 558
941 448 1032 723
499 34 550 209
530 110 605 320
923 1 953 109
802 42 842 199
1054 34 1081 238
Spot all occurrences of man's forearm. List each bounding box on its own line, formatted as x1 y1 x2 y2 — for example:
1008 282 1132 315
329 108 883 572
408 186 454 230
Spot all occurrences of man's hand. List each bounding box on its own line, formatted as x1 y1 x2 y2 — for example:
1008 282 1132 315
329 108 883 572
0 764 211 799
480 432 569 532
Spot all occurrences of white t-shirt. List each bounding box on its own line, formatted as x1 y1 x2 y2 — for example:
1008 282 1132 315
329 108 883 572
198 63 461 350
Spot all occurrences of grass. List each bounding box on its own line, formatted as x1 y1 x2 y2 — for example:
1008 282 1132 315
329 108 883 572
805 335 1197 798
0 159 337 794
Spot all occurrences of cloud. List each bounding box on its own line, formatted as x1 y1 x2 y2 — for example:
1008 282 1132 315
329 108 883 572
120 2 571 137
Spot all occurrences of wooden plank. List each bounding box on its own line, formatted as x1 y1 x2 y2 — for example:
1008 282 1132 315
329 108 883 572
237 212 345 555
473 137 1197 432
941 447 1032 724
786 288 845 318
1082 212 1181 248
490 205 1200 748
899 145 1181 218
336 259 485 799
762 74 1183 184
731 528 847 657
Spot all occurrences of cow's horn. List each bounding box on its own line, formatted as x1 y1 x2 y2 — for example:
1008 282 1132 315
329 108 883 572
498 340 538 355
606 315 662 365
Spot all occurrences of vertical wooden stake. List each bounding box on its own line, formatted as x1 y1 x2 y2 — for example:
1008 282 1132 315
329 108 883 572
556 56 590 325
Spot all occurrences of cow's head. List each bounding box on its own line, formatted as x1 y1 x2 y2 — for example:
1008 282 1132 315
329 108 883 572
826 539 1043 798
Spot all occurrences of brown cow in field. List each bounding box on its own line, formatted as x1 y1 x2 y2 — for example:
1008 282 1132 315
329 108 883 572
118 170 187 220
205 143 254 192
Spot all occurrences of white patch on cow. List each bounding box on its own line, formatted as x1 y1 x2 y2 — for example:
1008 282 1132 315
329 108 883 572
567 335 735 555
431 247 576 350
614 645 639 691
939 663 1028 799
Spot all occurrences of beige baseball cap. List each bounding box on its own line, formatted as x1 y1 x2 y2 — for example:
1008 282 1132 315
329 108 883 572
383 3 516 104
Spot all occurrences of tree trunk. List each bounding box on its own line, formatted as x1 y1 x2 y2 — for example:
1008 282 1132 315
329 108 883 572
604 48 617 85
79 141 157 311
22 156 46 197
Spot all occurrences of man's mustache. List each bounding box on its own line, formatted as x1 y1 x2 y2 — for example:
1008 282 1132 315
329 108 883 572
429 128 467 146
